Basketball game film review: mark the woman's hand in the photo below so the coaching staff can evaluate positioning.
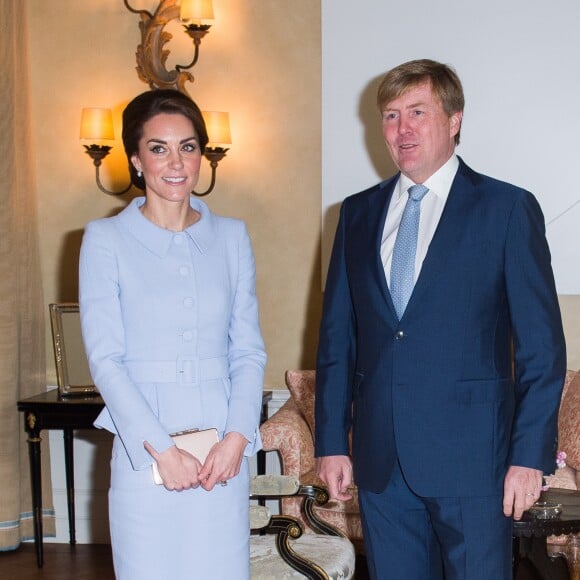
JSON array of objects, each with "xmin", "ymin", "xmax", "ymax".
[
  {"xmin": 144, "ymin": 441, "xmax": 203, "ymax": 492},
  {"xmin": 198, "ymin": 431, "xmax": 248, "ymax": 491}
]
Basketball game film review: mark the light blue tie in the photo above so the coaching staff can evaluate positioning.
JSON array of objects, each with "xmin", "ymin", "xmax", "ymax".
[{"xmin": 390, "ymin": 184, "xmax": 429, "ymax": 320}]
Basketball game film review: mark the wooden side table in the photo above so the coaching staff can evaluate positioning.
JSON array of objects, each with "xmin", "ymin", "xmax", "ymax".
[
  {"xmin": 18, "ymin": 389, "xmax": 272, "ymax": 567},
  {"xmin": 513, "ymin": 488, "xmax": 580, "ymax": 579}
]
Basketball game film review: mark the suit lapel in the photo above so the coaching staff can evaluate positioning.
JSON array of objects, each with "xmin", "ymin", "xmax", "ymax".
[
  {"xmin": 403, "ymin": 161, "xmax": 478, "ymax": 317},
  {"xmin": 365, "ymin": 178, "xmax": 399, "ymax": 319}
]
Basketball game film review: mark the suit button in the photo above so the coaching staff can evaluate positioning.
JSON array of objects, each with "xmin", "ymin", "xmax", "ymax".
[{"xmin": 395, "ymin": 331, "xmax": 405, "ymax": 340}]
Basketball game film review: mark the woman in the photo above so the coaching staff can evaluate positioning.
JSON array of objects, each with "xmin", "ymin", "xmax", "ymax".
[{"xmin": 79, "ymin": 89, "xmax": 266, "ymax": 579}]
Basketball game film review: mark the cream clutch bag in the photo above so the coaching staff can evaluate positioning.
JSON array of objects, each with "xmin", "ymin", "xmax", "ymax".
[{"xmin": 152, "ymin": 428, "xmax": 219, "ymax": 485}]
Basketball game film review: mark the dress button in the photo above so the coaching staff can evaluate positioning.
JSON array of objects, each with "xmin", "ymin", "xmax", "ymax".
[
  {"xmin": 183, "ymin": 297, "xmax": 194, "ymax": 308},
  {"xmin": 174, "ymin": 234, "xmax": 184, "ymax": 245},
  {"xmin": 395, "ymin": 330, "xmax": 405, "ymax": 340},
  {"xmin": 182, "ymin": 330, "xmax": 193, "ymax": 341},
  {"xmin": 179, "ymin": 266, "xmax": 189, "ymax": 276}
]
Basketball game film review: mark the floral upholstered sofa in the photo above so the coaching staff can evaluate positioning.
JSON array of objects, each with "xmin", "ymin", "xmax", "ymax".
[{"xmin": 545, "ymin": 369, "xmax": 580, "ymax": 578}]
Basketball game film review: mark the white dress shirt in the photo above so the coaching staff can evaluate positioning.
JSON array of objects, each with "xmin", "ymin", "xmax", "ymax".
[{"xmin": 381, "ymin": 154, "xmax": 459, "ymax": 287}]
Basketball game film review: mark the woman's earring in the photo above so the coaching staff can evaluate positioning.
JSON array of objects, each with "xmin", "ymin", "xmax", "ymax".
[{"xmin": 137, "ymin": 170, "xmax": 142, "ymax": 177}]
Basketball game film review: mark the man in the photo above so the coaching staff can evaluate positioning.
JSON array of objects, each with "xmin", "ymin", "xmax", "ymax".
[{"xmin": 315, "ymin": 59, "xmax": 566, "ymax": 579}]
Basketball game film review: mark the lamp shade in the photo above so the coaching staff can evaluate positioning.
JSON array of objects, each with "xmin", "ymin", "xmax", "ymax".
[
  {"xmin": 180, "ymin": 0, "xmax": 214, "ymax": 23},
  {"xmin": 202, "ymin": 111, "xmax": 231, "ymax": 147},
  {"xmin": 80, "ymin": 108, "xmax": 114, "ymax": 140}
]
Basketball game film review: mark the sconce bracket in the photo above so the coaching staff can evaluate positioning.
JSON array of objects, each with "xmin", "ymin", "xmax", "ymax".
[
  {"xmin": 83, "ymin": 144, "xmax": 112, "ymax": 167},
  {"xmin": 192, "ymin": 147, "xmax": 229, "ymax": 197},
  {"xmin": 183, "ymin": 23, "xmax": 211, "ymax": 40},
  {"xmin": 125, "ymin": 0, "xmax": 208, "ymax": 94},
  {"xmin": 83, "ymin": 144, "xmax": 132, "ymax": 196},
  {"xmin": 204, "ymin": 146, "xmax": 229, "ymax": 166}
]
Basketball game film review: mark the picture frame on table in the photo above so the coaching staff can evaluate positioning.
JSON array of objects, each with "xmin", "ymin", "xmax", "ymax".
[{"xmin": 49, "ymin": 302, "xmax": 97, "ymax": 397}]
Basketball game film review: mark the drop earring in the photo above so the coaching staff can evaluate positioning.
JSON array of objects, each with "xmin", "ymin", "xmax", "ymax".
[{"xmin": 137, "ymin": 170, "xmax": 142, "ymax": 177}]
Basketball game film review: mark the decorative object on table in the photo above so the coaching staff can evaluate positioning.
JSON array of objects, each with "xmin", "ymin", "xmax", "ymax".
[{"xmin": 528, "ymin": 501, "xmax": 563, "ymax": 520}]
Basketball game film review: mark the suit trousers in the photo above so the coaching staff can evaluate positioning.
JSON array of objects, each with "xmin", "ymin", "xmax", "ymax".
[{"xmin": 358, "ymin": 459, "xmax": 512, "ymax": 580}]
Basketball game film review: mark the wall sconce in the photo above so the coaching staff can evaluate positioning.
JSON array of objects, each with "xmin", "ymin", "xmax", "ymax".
[
  {"xmin": 123, "ymin": 0, "xmax": 214, "ymax": 94},
  {"xmin": 81, "ymin": 107, "xmax": 231, "ymax": 196},
  {"xmin": 200, "ymin": 111, "xmax": 231, "ymax": 197},
  {"xmin": 81, "ymin": 108, "xmax": 132, "ymax": 196}
]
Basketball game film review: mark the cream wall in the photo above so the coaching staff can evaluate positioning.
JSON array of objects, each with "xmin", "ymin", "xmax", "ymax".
[{"xmin": 28, "ymin": 0, "xmax": 322, "ymax": 389}]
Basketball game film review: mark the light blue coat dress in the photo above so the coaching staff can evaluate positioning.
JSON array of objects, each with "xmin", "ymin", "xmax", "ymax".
[{"xmin": 79, "ymin": 197, "xmax": 266, "ymax": 579}]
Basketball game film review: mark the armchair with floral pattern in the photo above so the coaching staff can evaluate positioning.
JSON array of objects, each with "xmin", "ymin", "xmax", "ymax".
[
  {"xmin": 260, "ymin": 370, "xmax": 364, "ymax": 554},
  {"xmin": 545, "ymin": 369, "xmax": 580, "ymax": 579}
]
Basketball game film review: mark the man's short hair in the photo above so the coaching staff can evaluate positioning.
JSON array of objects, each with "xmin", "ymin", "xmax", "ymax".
[{"xmin": 377, "ymin": 59, "xmax": 465, "ymax": 144}]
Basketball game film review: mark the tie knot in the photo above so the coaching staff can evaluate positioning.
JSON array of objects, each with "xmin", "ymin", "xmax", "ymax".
[{"xmin": 408, "ymin": 184, "xmax": 429, "ymax": 202}]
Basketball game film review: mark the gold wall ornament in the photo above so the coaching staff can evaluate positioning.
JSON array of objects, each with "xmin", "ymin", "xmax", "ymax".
[{"xmin": 123, "ymin": 0, "xmax": 213, "ymax": 95}]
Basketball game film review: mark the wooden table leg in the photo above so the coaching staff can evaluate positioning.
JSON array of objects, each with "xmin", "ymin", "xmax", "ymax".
[
  {"xmin": 549, "ymin": 536, "xmax": 580, "ymax": 580},
  {"xmin": 24, "ymin": 411, "xmax": 43, "ymax": 568},
  {"xmin": 63, "ymin": 428, "xmax": 76, "ymax": 545},
  {"xmin": 515, "ymin": 534, "xmax": 569, "ymax": 579},
  {"xmin": 512, "ymin": 535, "xmax": 521, "ymax": 578}
]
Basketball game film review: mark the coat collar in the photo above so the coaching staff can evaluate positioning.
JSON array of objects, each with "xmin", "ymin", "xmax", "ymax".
[{"xmin": 115, "ymin": 196, "xmax": 218, "ymax": 257}]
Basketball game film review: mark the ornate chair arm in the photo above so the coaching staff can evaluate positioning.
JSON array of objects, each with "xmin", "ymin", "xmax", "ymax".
[
  {"xmin": 298, "ymin": 484, "xmax": 348, "ymax": 538},
  {"xmin": 250, "ymin": 475, "xmax": 355, "ymax": 580},
  {"xmin": 267, "ymin": 515, "xmax": 328, "ymax": 580},
  {"xmin": 250, "ymin": 503, "xmax": 327, "ymax": 579},
  {"xmin": 250, "ymin": 476, "xmax": 347, "ymax": 538}
]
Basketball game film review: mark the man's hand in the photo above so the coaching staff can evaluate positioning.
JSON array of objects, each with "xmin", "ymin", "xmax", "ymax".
[
  {"xmin": 503, "ymin": 465, "xmax": 543, "ymax": 520},
  {"xmin": 316, "ymin": 455, "xmax": 354, "ymax": 501}
]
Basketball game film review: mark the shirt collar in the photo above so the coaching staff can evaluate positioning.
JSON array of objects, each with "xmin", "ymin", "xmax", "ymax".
[
  {"xmin": 116, "ymin": 196, "xmax": 217, "ymax": 257},
  {"xmin": 395, "ymin": 154, "xmax": 459, "ymax": 205}
]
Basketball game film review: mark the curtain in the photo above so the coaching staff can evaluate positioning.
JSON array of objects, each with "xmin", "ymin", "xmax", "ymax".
[{"xmin": 0, "ymin": 0, "xmax": 55, "ymax": 549}]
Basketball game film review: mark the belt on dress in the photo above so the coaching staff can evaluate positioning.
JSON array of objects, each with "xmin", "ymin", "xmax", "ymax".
[{"xmin": 124, "ymin": 356, "xmax": 229, "ymax": 384}]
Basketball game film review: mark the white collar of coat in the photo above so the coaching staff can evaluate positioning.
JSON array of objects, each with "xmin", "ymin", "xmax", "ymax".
[{"xmin": 116, "ymin": 196, "xmax": 217, "ymax": 257}]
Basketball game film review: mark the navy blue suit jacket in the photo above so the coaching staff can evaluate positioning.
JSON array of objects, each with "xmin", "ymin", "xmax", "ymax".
[{"xmin": 315, "ymin": 158, "xmax": 566, "ymax": 496}]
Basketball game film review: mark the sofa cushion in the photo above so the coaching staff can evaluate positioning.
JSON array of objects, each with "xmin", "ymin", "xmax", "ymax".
[
  {"xmin": 285, "ymin": 370, "xmax": 316, "ymax": 439},
  {"xmin": 558, "ymin": 371, "xmax": 580, "ymax": 471}
]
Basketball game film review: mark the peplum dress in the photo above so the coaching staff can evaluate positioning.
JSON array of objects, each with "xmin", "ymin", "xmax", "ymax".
[{"xmin": 79, "ymin": 196, "xmax": 266, "ymax": 579}]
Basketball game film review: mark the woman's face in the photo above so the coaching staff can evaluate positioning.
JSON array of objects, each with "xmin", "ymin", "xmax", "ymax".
[{"xmin": 131, "ymin": 113, "xmax": 202, "ymax": 204}]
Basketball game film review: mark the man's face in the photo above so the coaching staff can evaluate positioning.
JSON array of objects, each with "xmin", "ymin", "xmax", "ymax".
[{"xmin": 381, "ymin": 81, "xmax": 462, "ymax": 184}]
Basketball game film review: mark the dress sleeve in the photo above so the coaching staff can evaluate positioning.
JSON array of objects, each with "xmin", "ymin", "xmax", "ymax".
[
  {"xmin": 224, "ymin": 222, "xmax": 267, "ymax": 453},
  {"xmin": 79, "ymin": 220, "xmax": 174, "ymax": 470}
]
